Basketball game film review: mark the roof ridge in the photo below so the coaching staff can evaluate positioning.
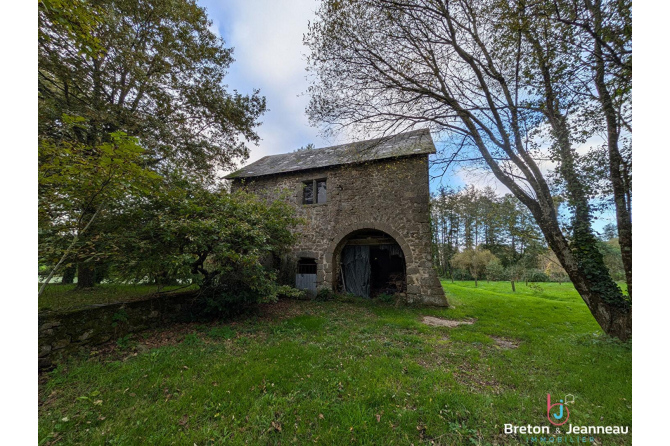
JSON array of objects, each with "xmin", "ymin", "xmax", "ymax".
[
  {"xmin": 306, "ymin": 128, "xmax": 429, "ymax": 152},
  {"xmin": 225, "ymin": 128, "xmax": 434, "ymax": 179}
]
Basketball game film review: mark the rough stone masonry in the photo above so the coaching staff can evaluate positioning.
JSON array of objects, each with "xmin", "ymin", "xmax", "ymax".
[{"xmin": 226, "ymin": 129, "xmax": 447, "ymax": 306}]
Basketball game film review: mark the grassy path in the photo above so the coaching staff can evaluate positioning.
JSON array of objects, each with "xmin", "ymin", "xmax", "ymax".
[{"xmin": 39, "ymin": 281, "xmax": 631, "ymax": 445}]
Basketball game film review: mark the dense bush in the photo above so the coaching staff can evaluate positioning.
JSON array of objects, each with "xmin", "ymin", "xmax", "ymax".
[
  {"xmin": 523, "ymin": 269, "xmax": 550, "ymax": 283},
  {"xmin": 485, "ymin": 259, "xmax": 507, "ymax": 281},
  {"xmin": 97, "ymin": 178, "xmax": 302, "ymax": 315},
  {"xmin": 315, "ymin": 288, "xmax": 335, "ymax": 301},
  {"xmin": 451, "ymin": 248, "xmax": 497, "ymax": 286}
]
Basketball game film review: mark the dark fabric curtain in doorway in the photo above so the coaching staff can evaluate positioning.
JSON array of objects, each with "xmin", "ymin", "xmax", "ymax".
[{"xmin": 342, "ymin": 245, "xmax": 371, "ymax": 298}]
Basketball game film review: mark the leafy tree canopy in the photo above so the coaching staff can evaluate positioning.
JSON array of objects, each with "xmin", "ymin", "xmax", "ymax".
[{"xmin": 39, "ymin": 0, "xmax": 266, "ymax": 179}]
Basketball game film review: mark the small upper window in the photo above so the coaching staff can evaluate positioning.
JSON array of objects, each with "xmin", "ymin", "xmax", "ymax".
[{"xmin": 303, "ymin": 179, "xmax": 326, "ymax": 204}]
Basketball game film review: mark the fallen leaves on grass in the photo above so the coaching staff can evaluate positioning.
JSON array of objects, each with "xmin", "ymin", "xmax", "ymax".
[{"xmin": 178, "ymin": 414, "xmax": 189, "ymax": 428}]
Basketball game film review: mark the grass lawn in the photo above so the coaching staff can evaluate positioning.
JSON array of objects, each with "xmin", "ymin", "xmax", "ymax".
[
  {"xmin": 39, "ymin": 283, "xmax": 197, "ymax": 312},
  {"xmin": 38, "ymin": 281, "xmax": 632, "ymax": 445}
]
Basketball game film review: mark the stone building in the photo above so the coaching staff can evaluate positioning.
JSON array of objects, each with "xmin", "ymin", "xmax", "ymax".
[{"xmin": 225, "ymin": 129, "xmax": 447, "ymax": 306}]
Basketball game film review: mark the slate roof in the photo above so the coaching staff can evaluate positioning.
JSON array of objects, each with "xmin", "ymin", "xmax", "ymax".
[{"xmin": 224, "ymin": 128, "xmax": 435, "ymax": 179}]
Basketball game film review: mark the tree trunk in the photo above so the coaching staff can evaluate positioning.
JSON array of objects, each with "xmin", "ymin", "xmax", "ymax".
[
  {"xmin": 523, "ymin": 28, "xmax": 631, "ymax": 340},
  {"xmin": 77, "ymin": 263, "xmax": 96, "ymax": 288},
  {"xmin": 39, "ymin": 206, "xmax": 102, "ymax": 296},
  {"xmin": 73, "ymin": 205, "xmax": 101, "ymax": 289},
  {"xmin": 562, "ymin": 249, "xmax": 631, "ymax": 340},
  {"xmin": 588, "ymin": 0, "xmax": 633, "ymax": 298},
  {"xmin": 540, "ymin": 219, "xmax": 631, "ymax": 341},
  {"xmin": 61, "ymin": 266, "xmax": 76, "ymax": 284},
  {"xmin": 511, "ymin": 280, "xmax": 515, "ymax": 292}
]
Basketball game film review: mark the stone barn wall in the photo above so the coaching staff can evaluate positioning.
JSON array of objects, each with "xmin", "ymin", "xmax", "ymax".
[{"xmin": 232, "ymin": 155, "xmax": 446, "ymax": 306}]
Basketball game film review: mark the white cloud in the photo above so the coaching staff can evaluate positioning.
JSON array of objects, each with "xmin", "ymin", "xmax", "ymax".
[
  {"xmin": 454, "ymin": 168, "xmax": 511, "ymax": 195},
  {"xmin": 199, "ymin": 0, "xmax": 349, "ymax": 173}
]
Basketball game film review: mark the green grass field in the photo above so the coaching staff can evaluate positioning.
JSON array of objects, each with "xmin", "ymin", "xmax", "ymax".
[{"xmin": 38, "ymin": 281, "xmax": 632, "ymax": 445}]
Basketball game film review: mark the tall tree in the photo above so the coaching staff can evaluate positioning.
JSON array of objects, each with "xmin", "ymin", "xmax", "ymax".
[
  {"xmin": 39, "ymin": 0, "xmax": 266, "ymax": 287},
  {"xmin": 541, "ymin": 0, "xmax": 632, "ymax": 297},
  {"xmin": 305, "ymin": 0, "xmax": 631, "ymax": 339},
  {"xmin": 38, "ymin": 124, "xmax": 160, "ymax": 294},
  {"xmin": 39, "ymin": 0, "xmax": 266, "ymax": 177}
]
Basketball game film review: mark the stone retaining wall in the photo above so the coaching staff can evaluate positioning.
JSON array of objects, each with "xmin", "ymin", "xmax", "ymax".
[{"xmin": 38, "ymin": 292, "xmax": 197, "ymax": 369}]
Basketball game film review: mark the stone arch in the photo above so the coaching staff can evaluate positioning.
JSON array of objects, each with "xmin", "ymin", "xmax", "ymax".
[{"xmin": 324, "ymin": 221, "xmax": 413, "ymax": 292}]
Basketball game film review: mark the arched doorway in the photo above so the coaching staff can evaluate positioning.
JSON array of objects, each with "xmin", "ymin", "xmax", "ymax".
[{"xmin": 332, "ymin": 229, "xmax": 406, "ymax": 298}]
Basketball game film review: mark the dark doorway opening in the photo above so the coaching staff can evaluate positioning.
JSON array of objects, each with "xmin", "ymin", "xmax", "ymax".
[
  {"xmin": 337, "ymin": 229, "xmax": 406, "ymax": 298},
  {"xmin": 370, "ymin": 246, "xmax": 406, "ymax": 296}
]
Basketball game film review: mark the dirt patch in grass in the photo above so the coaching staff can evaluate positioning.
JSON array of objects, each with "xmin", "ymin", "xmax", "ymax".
[
  {"xmin": 490, "ymin": 336, "xmax": 520, "ymax": 349},
  {"xmin": 416, "ymin": 345, "xmax": 509, "ymax": 395},
  {"xmin": 452, "ymin": 362, "xmax": 507, "ymax": 394},
  {"xmin": 257, "ymin": 298, "xmax": 311, "ymax": 321},
  {"xmin": 421, "ymin": 316, "xmax": 475, "ymax": 327}
]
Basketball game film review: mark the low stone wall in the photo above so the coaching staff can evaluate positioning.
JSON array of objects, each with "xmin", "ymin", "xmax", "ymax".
[{"xmin": 38, "ymin": 292, "xmax": 198, "ymax": 369}]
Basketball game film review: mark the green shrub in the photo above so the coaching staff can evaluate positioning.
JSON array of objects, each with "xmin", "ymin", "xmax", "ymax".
[
  {"xmin": 111, "ymin": 309, "xmax": 129, "ymax": 328},
  {"xmin": 524, "ymin": 269, "xmax": 549, "ymax": 283},
  {"xmin": 376, "ymin": 293, "xmax": 395, "ymax": 303},
  {"xmin": 485, "ymin": 258, "xmax": 507, "ymax": 281},
  {"xmin": 315, "ymin": 288, "xmax": 334, "ymax": 301},
  {"xmin": 116, "ymin": 334, "xmax": 134, "ymax": 350},
  {"xmin": 278, "ymin": 285, "xmax": 307, "ymax": 300},
  {"xmin": 109, "ymin": 186, "xmax": 301, "ymax": 317}
]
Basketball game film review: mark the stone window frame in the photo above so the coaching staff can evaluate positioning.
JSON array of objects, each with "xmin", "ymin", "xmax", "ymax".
[{"xmin": 299, "ymin": 177, "xmax": 328, "ymax": 206}]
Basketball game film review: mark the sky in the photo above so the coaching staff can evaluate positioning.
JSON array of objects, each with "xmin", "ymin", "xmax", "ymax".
[
  {"xmin": 196, "ymin": 0, "xmax": 615, "ymax": 230},
  {"xmin": 197, "ymin": 0, "xmax": 478, "ymax": 189},
  {"xmin": 196, "ymin": 1, "xmax": 332, "ymax": 164}
]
